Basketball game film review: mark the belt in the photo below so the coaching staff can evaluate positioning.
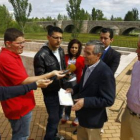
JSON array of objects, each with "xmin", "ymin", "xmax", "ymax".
[{"xmin": 127, "ymin": 106, "xmax": 140, "ymax": 118}]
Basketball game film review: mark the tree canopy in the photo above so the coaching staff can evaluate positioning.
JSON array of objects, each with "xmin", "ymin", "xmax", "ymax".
[
  {"xmin": 124, "ymin": 8, "xmax": 139, "ymax": 21},
  {"xmin": 91, "ymin": 7, "xmax": 105, "ymax": 20},
  {"xmin": 66, "ymin": 0, "xmax": 83, "ymax": 39},
  {"xmin": 9, "ymin": 0, "xmax": 32, "ymax": 33},
  {"xmin": 110, "ymin": 15, "xmax": 123, "ymax": 21},
  {"xmin": 0, "ymin": 5, "xmax": 13, "ymax": 32}
]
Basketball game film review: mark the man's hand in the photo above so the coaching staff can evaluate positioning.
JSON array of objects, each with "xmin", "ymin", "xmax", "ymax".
[
  {"xmin": 36, "ymin": 79, "xmax": 53, "ymax": 88},
  {"xmin": 0, "ymin": 47, "xmax": 2, "ymax": 52},
  {"xmin": 72, "ymin": 98, "xmax": 84, "ymax": 111},
  {"xmin": 65, "ymin": 88, "xmax": 73, "ymax": 94},
  {"xmin": 52, "ymin": 70, "xmax": 66, "ymax": 79}
]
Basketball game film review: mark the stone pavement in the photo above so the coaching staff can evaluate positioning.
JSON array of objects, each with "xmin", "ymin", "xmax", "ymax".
[{"xmin": 0, "ymin": 53, "xmax": 138, "ymax": 140}]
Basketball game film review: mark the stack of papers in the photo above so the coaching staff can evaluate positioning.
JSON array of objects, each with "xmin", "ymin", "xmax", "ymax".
[{"xmin": 58, "ymin": 88, "xmax": 74, "ymax": 106}]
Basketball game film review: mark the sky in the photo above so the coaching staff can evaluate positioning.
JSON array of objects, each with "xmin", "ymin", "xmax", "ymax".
[{"xmin": 0, "ymin": 0, "xmax": 140, "ymax": 19}]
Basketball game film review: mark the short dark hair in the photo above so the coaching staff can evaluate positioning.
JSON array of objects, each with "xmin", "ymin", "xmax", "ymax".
[
  {"xmin": 48, "ymin": 26, "xmax": 63, "ymax": 36},
  {"xmin": 4, "ymin": 28, "xmax": 24, "ymax": 43},
  {"xmin": 100, "ymin": 28, "xmax": 114, "ymax": 39},
  {"xmin": 67, "ymin": 39, "xmax": 82, "ymax": 58}
]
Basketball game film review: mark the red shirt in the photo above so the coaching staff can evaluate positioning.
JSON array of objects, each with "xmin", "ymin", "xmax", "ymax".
[
  {"xmin": 65, "ymin": 54, "xmax": 85, "ymax": 83},
  {"xmin": 0, "ymin": 48, "xmax": 35, "ymax": 119}
]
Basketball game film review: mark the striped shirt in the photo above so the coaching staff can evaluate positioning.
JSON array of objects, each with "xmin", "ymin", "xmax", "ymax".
[
  {"xmin": 127, "ymin": 61, "xmax": 140, "ymax": 114},
  {"xmin": 83, "ymin": 60, "xmax": 100, "ymax": 87}
]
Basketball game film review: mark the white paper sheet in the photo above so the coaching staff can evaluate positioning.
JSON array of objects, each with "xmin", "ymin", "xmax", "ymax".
[
  {"xmin": 68, "ymin": 76, "xmax": 76, "ymax": 82},
  {"xmin": 58, "ymin": 88, "xmax": 74, "ymax": 106}
]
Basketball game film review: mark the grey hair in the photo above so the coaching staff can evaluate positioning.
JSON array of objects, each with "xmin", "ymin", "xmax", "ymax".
[{"xmin": 85, "ymin": 40, "xmax": 104, "ymax": 54}]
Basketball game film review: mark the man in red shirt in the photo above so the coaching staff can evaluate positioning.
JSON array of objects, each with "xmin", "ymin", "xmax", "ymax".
[{"xmin": 0, "ymin": 28, "xmax": 65, "ymax": 140}]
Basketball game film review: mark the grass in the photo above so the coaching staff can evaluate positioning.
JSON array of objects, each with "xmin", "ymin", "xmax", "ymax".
[{"xmin": 0, "ymin": 32, "xmax": 138, "ymax": 48}]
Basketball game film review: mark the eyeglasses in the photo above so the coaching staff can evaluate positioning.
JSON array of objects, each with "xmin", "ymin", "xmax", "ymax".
[
  {"xmin": 12, "ymin": 41, "xmax": 26, "ymax": 45},
  {"xmin": 51, "ymin": 36, "xmax": 63, "ymax": 40}
]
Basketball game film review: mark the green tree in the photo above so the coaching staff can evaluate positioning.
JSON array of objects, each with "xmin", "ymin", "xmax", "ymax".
[
  {"xmin": 132, "ymin": 8, "xmax": 139, "ymax": 21},
  {"xmin": 9, "ymin": 0, "xmax": 32, "ymax": 33},
  {"xmin": 113, "ymin": 17, "xmax": 123, "ymax": 21},
  {"xmin": 85, "ymin": 11, "xmax": 92, "ymax": 20},
  {"xmin": 124, "ymin": 8, "xmax": 139, "ymax": 21},
  {"xmin": 57, "ymin": 13, "xmax": 63, "ymax": 20},
  {"xmin": 46, "ymin": 16, "xmax": 55, "ymax": 21},
  {"xmin": 34, "ymin": 17, "xmax": 39, "ymax": 21},
  {"xmin": 110, "ymin": 15, "xmax": 114, "ymax": 20},
  {"xmin": 63, "ymin": 15, "xmax": 69, "ymax": 20},
  {"xmin": 96, "ymin": 9, "xmax": 104, "ymax": 20},
  {"xmin": 80, "ymin": 8, "xmax": 91, "ymax": 20},
  {"xmin": 91, "ymin": 7, "xmax": 104, "ymax": 20},
  {"xmin": 124, "ymin": 11, "xmax": 134, "ymax": 21},
  {"xmin": 110, "ymin": 15, "xmax": 123, "ymax": 21},
  {"xmin": 91, "ymin": 7, "xmax": 96, "ymax": 20},
  {"xmin": 66, "ymin": 0, "xmax": 83, "ymax": 39},
  {"xmin": 0, "ymin": 5, "xmax": 13, "ymax": 32}
]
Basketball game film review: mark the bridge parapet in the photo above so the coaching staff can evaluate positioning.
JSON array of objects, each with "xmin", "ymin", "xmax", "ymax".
[{"xmin": 34, "ymin": 20, "xmax": 140, "ymax": 35}]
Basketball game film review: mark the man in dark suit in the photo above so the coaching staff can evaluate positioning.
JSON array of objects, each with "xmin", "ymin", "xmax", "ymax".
[
  {"xmin": 67, "ymin": 40, "xmax": 115, "ymax": 140},
  {"xmin": 100, "ymin": 28, "xmax": 121, "ymax": 74},
  {"xmin": 99, "ymin": 28, "xmax": 121, "ymax": 134}
]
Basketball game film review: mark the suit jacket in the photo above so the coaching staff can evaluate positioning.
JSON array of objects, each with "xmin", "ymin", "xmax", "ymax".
[
  {"xmin": 102, "ymin": 47, "xmax": 121, "ymax": 74},
  {"xmin": 73, "ymin": 60, "xmax": 115, "ymax": 128}
]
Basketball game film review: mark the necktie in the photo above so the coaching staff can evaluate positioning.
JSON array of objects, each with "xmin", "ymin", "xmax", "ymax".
[
  {"xmin": 101, "ymin": 50, "xmax": 106, "ymax": 60},
  {"xmin": 83, "ymin": 68, "xmax": 90, "ymax": 87}
]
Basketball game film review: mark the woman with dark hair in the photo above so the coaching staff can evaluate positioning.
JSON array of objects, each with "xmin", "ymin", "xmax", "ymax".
[{"xmin": 61, "ymin": 39, "xmax": 85, "ymax": 126}]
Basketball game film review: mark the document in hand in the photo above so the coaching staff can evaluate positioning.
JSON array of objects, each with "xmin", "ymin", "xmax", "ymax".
[
  {"xmin": 68, "ymin": 76, "xmax": 76, "ymax": 82},
  {"xmin": 58, "ymin": 88, "xmax": 74, "ymax": 106}
]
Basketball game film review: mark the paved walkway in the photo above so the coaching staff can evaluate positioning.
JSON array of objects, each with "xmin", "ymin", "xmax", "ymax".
[{"xmin": 0, "ymin": 53, "xmax": 138, "ymax": 140}]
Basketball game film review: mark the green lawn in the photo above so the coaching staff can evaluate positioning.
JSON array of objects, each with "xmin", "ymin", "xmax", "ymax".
[{"xmin": 0, "ymin": 32, "xmax": 138, "ymax": 48}]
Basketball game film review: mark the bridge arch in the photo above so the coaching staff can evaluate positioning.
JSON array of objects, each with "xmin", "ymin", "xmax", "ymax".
[
  {"xmin": 36, "ymin": 20, "xmax": 140, "ymax": 35},
  {"xmin": 89, "ymin": 26, "xmax": 103, "ymax": 34},
  {"xmin": 64, "ymin": 25, "xmax": 74, "ymax": 33},
  {"xmin": 122, "ymin": 27, "xmax": 138, "ymax": 35}
]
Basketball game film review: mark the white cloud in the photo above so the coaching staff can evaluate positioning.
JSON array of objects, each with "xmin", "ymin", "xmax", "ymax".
[{"xmin": 0, "ymin": 0, "xmax": 140, "ymax": 19}]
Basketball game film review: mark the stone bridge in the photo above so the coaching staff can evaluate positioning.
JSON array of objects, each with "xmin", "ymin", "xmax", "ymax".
[{"xmin": 35, "ymin": 20, "xmax": 140, "ymax": 35}]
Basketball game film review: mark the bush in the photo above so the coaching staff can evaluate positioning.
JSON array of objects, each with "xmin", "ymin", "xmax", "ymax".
[
  {"xmin": 9, "ymin": 21, "xmax": 20, "ymax": 30},
  {"xmin": 24, "ymin": 22, "xmax": 45, "ymax": 33}
]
